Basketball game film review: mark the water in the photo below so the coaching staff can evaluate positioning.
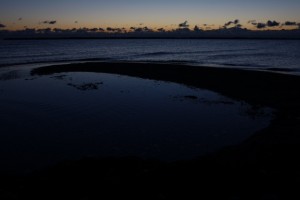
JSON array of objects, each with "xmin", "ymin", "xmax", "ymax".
[
  {"xmin": 1, "ymin": 39, "xmax": 300, "ymax": 74},
  {"xmin": 0, "ymin": 66, "xmax": 273, "ymax": 174}
]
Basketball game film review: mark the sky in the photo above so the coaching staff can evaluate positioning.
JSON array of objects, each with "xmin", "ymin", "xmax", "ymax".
[{"xmin": 0, "ymin": 0, "xmax": 300, "ymax": 30}]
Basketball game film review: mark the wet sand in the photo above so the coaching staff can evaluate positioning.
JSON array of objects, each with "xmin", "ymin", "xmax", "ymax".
[
  {"xmin": 1, "ymin": 62, "xmax": 300, "ymax": 199},
  {"xmin": 31, "ymin": 62, "xmax": 300, "ymax": 110}
]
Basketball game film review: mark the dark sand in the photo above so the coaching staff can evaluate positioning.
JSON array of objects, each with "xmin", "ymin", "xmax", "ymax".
[{"xmin": 1, "ymin": 62, "xmax": 300, "ymax": 199}]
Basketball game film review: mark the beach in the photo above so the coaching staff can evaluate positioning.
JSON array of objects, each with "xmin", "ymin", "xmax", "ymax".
[{"xmin": 1, "ymin": 62, "xmax": 300, "ymax": 199}]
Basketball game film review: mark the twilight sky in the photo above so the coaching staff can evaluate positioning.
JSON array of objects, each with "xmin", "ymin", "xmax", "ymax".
[{"xmin": 1, "ymin": 0, "xmax": 300, "ymax": 30}]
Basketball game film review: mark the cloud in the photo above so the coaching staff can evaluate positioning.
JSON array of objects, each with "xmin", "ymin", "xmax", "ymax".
[
  {"xmin": 0, "ymin": 23, "xmax": 6, "ymax": 28},
  {"xmin": 143, "ymin": 26, "xmax": 153, "ymax": 32},
  {"xmin": 49, "ymin": 21, "xmax": 57, "ymax": 25},
  {"xmin": 106, "ymin": 27, "xmax": 123, "ymax": 32},
  {"xmin": 224, "ymin": 19, "xmax": 239, "ymax": 28},
  {"xmin": 106, "ymin": 27, "xmax": 115, "ymax": 32},
  {"xmin": 133, "ymin": 28, "xmax": 143, "ymax": 32},
  {"xmin": 234, "ymin": 19, "xmax": 239, "ymax": 24},
  {"xmin": 130, "ymin": 26, "xmax": 153, "ymax": 32},
  {"xmin": 253, "ymin": 20, "xmax": 279, "ymax": 29},
  {"xmin": 89, "ymin": 28, "xmax": 98, "ymax": 32},
  {"xmin": 248, "ymin": 20, "xmax": 256, "ymax": 24},
  {"xmin": 284, "ymin": 21, "xmax": 297, "ymax": 26},
  {"xmin": 256, "ymin": 23, "xmax": 266, "ymax": 29},
  {"xmin": 194, "ymin": 25, "xmax": 201, "ymax": 31},
  {"xmin": 179, "ymin": 21, "xmax": 189, "ymax": 28},
  {"xmin": 43, "ymin": 20, "xmax": 57, "ymax": 25},
  {"xmin": 266, "ymin": 20, "xmax": 280, "ymax": 27},
  {"xmin": 157, "ymin": 28, "xmax": 165, "ymax": 32},
  {"xmin": 224, "ymin": 21, "xmax": 233, "ymax": 27}
]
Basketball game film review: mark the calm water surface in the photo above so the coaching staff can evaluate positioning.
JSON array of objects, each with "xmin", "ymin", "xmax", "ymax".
[{"xmin": 1, "ymin": 39, "xmax": 300, "ymax": 74}]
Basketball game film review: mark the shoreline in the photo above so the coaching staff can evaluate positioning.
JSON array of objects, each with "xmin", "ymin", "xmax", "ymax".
[
  {"xmin": 31, "ymin": 62, "xmax": 300, "ymax": 165},
  {"xmin": 31, "ymin": 61, "xmax": 300, "ymax": 162},
  {"xmin": 32, "ymin": 62, "xmax": 300, "ymax": 110},
  {"xmin": 3, "ymin": 59, "xmax": 300, "ymax": 76}
]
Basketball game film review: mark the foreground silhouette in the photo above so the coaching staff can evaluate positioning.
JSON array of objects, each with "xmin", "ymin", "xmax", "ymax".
[{"xmin": 1, "ymin": 62, "xmax": 300, "ymax": 199}]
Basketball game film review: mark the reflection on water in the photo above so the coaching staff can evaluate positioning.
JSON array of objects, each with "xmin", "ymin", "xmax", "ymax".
[{"xmin": 0, "ymin": 68, "xmax": 273, "ymax": 174}]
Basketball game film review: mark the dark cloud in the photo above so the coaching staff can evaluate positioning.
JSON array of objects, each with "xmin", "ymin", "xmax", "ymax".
[
  {"xmin": 266, "ymin": 20, "xmax": 280, "ymax": 27},
  {"xmin": 106, "ymin": 27, "xmax": 123, "ymax": 32},
  {"xmin": 284, "ymin": 21, "xmax": 297, "ymax": 26},
  {"xmin": 130, "ymin": 26, "xmax": 153, "ymax": 32},
  {"xmin": 157, "ymin": 28, "xmax": 165, "ymax": 32},
  {"xmin": 193, "ymin": 25, "xmax": 201, "ymax": 31},
  {"xmin": 106, "ymin": 27, "xmax": 115, "ymax": 32},
  {"xmin": 43, "ymin": 20, "xmax": 57, "ymax": 25},
  {"xmin": 133, "ymin": 28, "xmax": 143, "ymax": 32},
  {"xmin": 224, "ymin": 19, "xmax": 239, "ymax": 28},
  {"xmin": 0, "ymin": 23, "xmax": 6, "ymax": 28},
  {"xmin": 143, "ymin": 26, "xmax": 152, "ymax": 32},
  {"xmin": 89, "ymin": 28, "xmax": 99, "ymax": 32},
  {"xmin": 36, "ymin": 28, "xmax": 52, "ymax": 33},
  {"xmin": 253, "ymin": 20, "xmax": 279, "ymax": 29},
  {"xmin": 256, "ymin": 23, "xmax": 266, "ymax": 29},
  {"xmin": 179, "ymin": 21, "xmax": 189, "ymax": 28},
  {"xmin": 49, "ymin": 21, "xmax": 57, "ymax": 25},
  {"xmin": 224, "ymin": 21, "xmax": 233, "ymax": 27}
]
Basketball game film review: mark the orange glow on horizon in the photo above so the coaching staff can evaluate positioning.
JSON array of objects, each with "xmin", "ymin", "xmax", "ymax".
[{"xmin": 5, "ymin": 22, "xmax": 298, "ymax": 32}]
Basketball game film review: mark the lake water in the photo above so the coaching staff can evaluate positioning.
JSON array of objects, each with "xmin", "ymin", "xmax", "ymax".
[
  {"xmin": 0, "ymin": 65, "xmax": 273, "ymax": 174},
  {"xmin": 1, "ymin": 39, "xmax": 300, "ymax": 74}
]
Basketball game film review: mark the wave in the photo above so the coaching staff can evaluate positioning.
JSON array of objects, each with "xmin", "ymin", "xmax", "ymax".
[
  {"xmin": 0, "ymin": 57, "xmax": 112, "ymax": 68},
  {"xmin": 206, "ymin": 52, "xmax": 281, "ymax": 60},
  {"xmin": 137, "ymin": 48, "xmax": 257, "ymax": 57},
  {"xmin": 263, "ymin": 67, "xmax": 298, "ymax": 72},
  {"xmin": 0, "ymin": 53, "xmax": 66, "ymax": 59}
]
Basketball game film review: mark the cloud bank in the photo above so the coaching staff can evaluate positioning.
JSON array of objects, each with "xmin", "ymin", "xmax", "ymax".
[
  {"xmin": 284, "ymin": 21, "xmax": 297, "ymax": 26},
  {"xmin": 266, "ymin": 20, "xmax": 280, "ymax": 27}
]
